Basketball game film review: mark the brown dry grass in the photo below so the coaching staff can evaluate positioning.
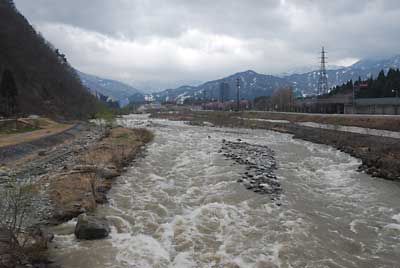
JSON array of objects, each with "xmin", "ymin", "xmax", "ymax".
[
  {"xmin": 49, "ymin": 173, "xmax": 97, "ymax": 220},
  {"xmin": 242, "ymin": 111, "xmax": 400, "ymax": 131},
  {"xmin": 48, "ymin": 127, "xmax": 153, "ymax": 221},
  {"xmin": 155, "ymin": 110, "xmax": 400, "ymax": 132},
  {"xmin": 81, "ymin": 127, "xmax": 153, "ymax": 168}
]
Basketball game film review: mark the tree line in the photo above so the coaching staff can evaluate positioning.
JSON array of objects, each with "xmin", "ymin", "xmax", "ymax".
[
  {"xmin": 329, "ymin": 68, "xmax": 400, "ymax": 98},
  {"xmin": 253, "ymin": 87, "xmax": 294, "ymax": 111},
  {"xmin": 0, "ymin": 69, "xmax": 18, "ymax": 117}
]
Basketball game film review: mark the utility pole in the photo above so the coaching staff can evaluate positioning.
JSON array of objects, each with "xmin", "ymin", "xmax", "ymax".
[
  {"xmin": 352, "ymin": 84, "xmax": 358, "ymax": 114},
  {"xmin": 203, "ymin": 89, "xmax": 206, "ymax": 110},
  {"xmin": 236, "ymin": 78, "xmax": 240, "ymax": 112}
]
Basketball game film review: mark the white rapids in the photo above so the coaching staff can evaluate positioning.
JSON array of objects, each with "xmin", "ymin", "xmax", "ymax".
[{"xmin": 49, "ymin": 114, "xmax": 400, "ymax": 268}]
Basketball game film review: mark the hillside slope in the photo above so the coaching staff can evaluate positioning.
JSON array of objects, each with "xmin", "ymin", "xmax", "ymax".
[
  {"xmin": 77, "ymin": 71, "xmax": 144, "ymax": 106},
  {"xmin": 0, "ymin": 0, "xmax": 98, "ymax": 119}
]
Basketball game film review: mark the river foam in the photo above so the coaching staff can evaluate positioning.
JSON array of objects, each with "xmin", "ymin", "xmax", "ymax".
[{"xmin": 49, "ymin": 115, "xmax": 400, "ymax": 268}]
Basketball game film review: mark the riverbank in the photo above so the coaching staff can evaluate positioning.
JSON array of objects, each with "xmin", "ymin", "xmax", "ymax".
[
  {"xmin": 152, "ymin": 110, "xmax": 400, "ymax": 181},
  {"xmin": 47, "ymin": 127, "xmax": 153, "ymax": 223},
  {"xmin": 0, "ymin": 125, "xmax": 153, "ymax": 268},
  {"xmin": 233, "ymin": 111, "xmax": 400, "ymax": 131}
]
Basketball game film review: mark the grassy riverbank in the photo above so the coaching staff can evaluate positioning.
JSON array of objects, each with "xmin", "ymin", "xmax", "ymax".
[
  {"xmin": 47, "ymin": 127, "xmax": 154, "ymax": 223},
  {"xmin": 239, "ymin": 111, "xmax": 400, "ymax": 132},
  {"xmin": 152, "ymin": 110, "xmax": 400, "ymax": 181},
  {"xmin": 0, "ymin": 126, "xmax": 153, "ymax": 268}
]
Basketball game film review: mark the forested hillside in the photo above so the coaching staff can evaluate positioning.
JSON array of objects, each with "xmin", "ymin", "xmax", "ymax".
[
  {"xmin": 0, "ymin": 0, "xmax": 98, "ymax": 119},
  {"xmin": 329, "ymin": 68, "xmax": 400, "ymax": 98}
]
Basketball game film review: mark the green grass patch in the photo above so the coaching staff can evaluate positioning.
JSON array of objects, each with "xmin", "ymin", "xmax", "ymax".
[
  {"xmin": 115, "ymin": 133, "xmax": 130, "ymax": 140},
  {"xmin": 0, "ymin": 126, "xmax": 39, "ymax": 135}
]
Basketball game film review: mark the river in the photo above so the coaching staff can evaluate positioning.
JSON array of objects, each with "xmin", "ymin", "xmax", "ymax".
[{"xmin": 49, "ymin": 114, "xmax": 400, "ymax": 268}]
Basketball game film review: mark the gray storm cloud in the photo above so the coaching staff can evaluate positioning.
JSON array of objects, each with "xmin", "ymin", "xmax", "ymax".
[{"xmin": 13, "ymin": 0, "xmax": 400, "ymax": 91}]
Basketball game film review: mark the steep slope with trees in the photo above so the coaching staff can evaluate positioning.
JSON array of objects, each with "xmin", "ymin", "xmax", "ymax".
[
  {"xmin": 0, "ymin": 0, "xmax": 98, "ymax": 119},
  {"xmin": 0, "ymin": 69, "xmax": 19, "ymax": 116},
  {"xmin": 77, "ymin": 70, "xmax": 144, "ymax": 106},
  {"xmin": 328, "ymin": 68, "xmax": 400, "ymax": 98}
]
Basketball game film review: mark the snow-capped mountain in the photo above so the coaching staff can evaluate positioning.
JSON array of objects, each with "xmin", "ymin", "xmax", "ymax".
[
  {"xmin": 287, "ymin": 55, "xmax": 400, "ymax": 96},
  {"xmin": 77, "ymin": 71, "xmax": 144, "ymax": 106},
  {"xmin": 132, "ymin": 79, "xmax": 203, "ymax": 93},
  {"xmin": 153, "ymin": 70, "xmax": 289, "ymax": 103},
  {"xmin": 152, "ymin": 55, "xmax": 400, "ymax": 102},
  {"xmin": 278, "ymin": 64, "xmax": 344, "ymax": 77}
]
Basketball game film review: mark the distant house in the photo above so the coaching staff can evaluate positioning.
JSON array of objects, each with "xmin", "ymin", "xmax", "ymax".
[
  {"xmin": 137, "ymin": 102, "xmax": 163, "ymax": 113},
  {"xmin": 294, "ymin": 94, "xmax": 352, "ymax": 114}
]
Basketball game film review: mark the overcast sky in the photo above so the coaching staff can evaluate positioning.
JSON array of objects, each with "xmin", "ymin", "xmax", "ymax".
[{"xmin": 13, "ymin": 0, "xmax": 400, "ymax": 91}]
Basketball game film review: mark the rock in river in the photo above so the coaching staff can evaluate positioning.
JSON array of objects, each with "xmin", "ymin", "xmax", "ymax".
[
  {"xmin": 74, "ymin": 214, "xmax": 110, "ymax": 240},
  {"xmin": 220, "ymin": 140, "xmax": 282, "ymax": 199}
]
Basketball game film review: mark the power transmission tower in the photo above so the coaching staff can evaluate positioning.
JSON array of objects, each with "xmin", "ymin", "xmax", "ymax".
[{"xmin": 318, "ymin": 46, "xmax": 329, "ymax": 95}]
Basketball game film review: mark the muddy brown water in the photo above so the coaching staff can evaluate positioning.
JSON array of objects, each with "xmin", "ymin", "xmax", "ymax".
[{"xmin": 49, "ymin": 115, "xmax": 400, "ymax": 268}]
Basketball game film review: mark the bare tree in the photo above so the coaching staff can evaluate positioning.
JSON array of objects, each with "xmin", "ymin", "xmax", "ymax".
[
  {"xmin": 271, "ymin": 87, "xmax": 294, "ymax": 112},
  {"xmin": 0, "ymin": 174, "xmax": 38, "ymax": 261}
]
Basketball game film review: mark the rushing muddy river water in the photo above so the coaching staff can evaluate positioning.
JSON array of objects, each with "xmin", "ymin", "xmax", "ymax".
[{"xmin": 49, "ymin": 115, "xmax": 400, "ymax": 268}]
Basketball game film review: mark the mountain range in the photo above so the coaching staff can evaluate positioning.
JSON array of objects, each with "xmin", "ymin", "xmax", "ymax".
[
  {"xmin": 150, "ymin": 55, "xmax": 400, "ymax": 103},
  {"xmin": 76, "ymin": 55, "xmax": 400, "ymax": 106},
  {"xmin": 77, "ymin": 71, "xmax": 144, "ymax": 107}
]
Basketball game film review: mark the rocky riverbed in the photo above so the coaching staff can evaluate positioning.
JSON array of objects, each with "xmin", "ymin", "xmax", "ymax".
[
  {"xmin": 0, "ymin": 124, "xmax": 105, "ymax": 268},
  {"xmin": 221, "ymin": 139, "xmax": 282, "ymax": 200},
  {"xmin": 0, "ymin": 124, "xmax": 104, "ymax": 225}
]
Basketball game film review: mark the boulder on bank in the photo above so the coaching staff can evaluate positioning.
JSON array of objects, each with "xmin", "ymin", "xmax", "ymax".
[{"xmin": 74, "ymin": 214, "xmax": 110, "ymax": 240}]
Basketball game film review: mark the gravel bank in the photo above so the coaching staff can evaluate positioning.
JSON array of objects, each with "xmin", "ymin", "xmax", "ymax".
[
  {"xmin": 0, "ymin": 123, "xmax": 88, "ymax": 165},
  {"xmin": 221, "ymin": 139, "xmax": 282, "ymax": 200}
]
